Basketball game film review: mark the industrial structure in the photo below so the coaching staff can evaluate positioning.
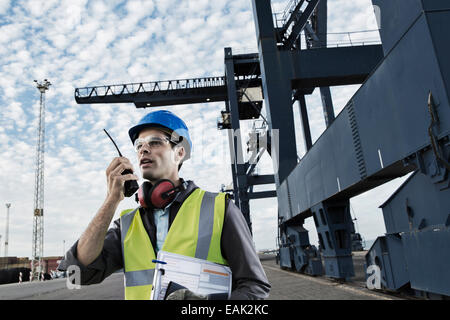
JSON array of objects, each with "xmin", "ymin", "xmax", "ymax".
[
  {"xmin": 31, "ymin": 79, "xmax": 51, "ymax": 281},
  {"xmin": 0, "ymin": 256, "xmax": 62, "ymax": 284},
  {"xmin": 74, "ymin": 0, "xmax": 450, "ymax": 299}
]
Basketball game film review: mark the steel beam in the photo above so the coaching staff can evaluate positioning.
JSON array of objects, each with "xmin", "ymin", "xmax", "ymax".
[
  {"xmin": 313, "ymin": 0, "xmax": 336, "ymax": 127},
  {"xmin": 278, "ymin": 0, "xmax": 306, "ymax": 41},
  {"xmin": 290, "ymin": 45, "xmax": 384, "ymax": 88},
  {"xmin": 247, "ymin": 174, "xmax": 275, "ymax": 186},
  {"xmin": 295, "ymin": 92, "xmax": 313, "ymax": 151},
  {"xmin": 225, "ymin": 47, "xmax": 252, "ymax": 232},
  {"xmin": 282, "ymin": 0, "xmax": 320, "ymax": 50},
  {"xmin": 248, "ymin": 190, "xmax": 277, "ymax": 200},
  {"xmin": 75, "ymin": 45, "xmax": 382, "ymax": 110},
  {"xmin": 74, "ymin": 77, "xmax": 262, "ymax": 108},
  {"xmin": 252, "ymin": 0, "xmax": 299, "ymax": 187}
]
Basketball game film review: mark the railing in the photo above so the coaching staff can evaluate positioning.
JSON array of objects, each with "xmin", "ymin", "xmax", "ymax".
[
  {"xmin": 273, "ymin": 0, "xmax": 312, "ymax": 47},
  {"xmin": 272, "ymin": 0, "xmax": 381, "ymax": 49},
  {"xmin": 75, "ymin": 76, "xmax": 226, "ymax": 99},
  {"xmin": 231, "ymin": 47, "xmax": 258, "ymax": 55},
  {"xmin": 273, "ymin": 0, "xmax": 305, "ymax": 29},
  {"xmin": 302, "ymin": 30, "xmax": 381, "ymax": 48}
]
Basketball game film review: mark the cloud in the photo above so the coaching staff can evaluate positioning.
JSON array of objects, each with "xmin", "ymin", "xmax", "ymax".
[{"xmin": 0, "ymin": 0, "xmax": 10, "ymax": 15}]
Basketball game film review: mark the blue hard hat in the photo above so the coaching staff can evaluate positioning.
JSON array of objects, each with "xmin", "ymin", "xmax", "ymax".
[{"xmin": 129, "ymin": 110, "xmax": 192, "ymax": 160}]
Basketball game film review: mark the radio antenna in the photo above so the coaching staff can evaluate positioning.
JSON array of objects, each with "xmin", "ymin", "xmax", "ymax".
[{"xmin": 103, "ymin": 129, "xmax": 123, "ymax": 157}]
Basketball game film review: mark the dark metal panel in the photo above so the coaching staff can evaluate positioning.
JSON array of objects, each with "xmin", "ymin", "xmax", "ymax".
[
  {"xmin": 322, "ymin": 255, "xmax": 354, "ymax": 280},
  {"xmin": 287, "ymin": 171, "xmax": 300, "ymax": 217},
  {"xmin": 354, "ymin": 14, "xmax": 450, "ymax": 179},
  {"xmin": 278, "ymin": 6, "xmax": 450, "ymax": 217},
  {"xmin": 426, "ymin": 10, "xmax": 450, "ymax": 102},
  {"xmin": 402, "ymin": 228, "xmax": 450, "ymax": 296},
  {"xmin": 280, "ymin": 163, "xmax": 303, "ymax": 220},
  {"xmin": 278, "ymin": 182, "xmax": 292, "ymax": 221},
  {"xmin": 372, "ymin": 0, "xmax": 423, "ymax": 55},
  {"xmin": 365, "ymin": 234, "xmax": 409, "ymax": 291},
  {"xmin": 291, "ymin": 45, "xmax": 384, "ymax": 88},
  {"xmin": 326, "ymin": 106, "xmax": 365, "ymax": 193},
  {"xmin": 317, "ymin": 129, "xmax": 342, "ymax": 200},
  {"xmin": 303, "ymin": 155, "xmax": 326, "ymax": 209},
  {"xmin": 279, "ymin": 247, "xmax": 293, "ymax": 269},
  {"xmin": 282, "ymin": 103, "xmax": 361, "ymax": 216},
  {"xmin": 311, "ymin": 200, "xmax": 355, "ymax": 280},
  {"xmin": 286, "ymin": 162, "xmax": 304, "ymax": 218},
  {"xmin": 380, "ymin": 171, "xmax": 450, "ymax": 234},
  {"xmin": 421, "ymin": 0, "xmax": 450, "ymax": 10}
]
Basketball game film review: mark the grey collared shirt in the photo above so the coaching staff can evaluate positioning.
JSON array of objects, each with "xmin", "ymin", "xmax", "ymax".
[{"xmin": 58, "ymin": 180, "xmax": 271, "ymax": 300}]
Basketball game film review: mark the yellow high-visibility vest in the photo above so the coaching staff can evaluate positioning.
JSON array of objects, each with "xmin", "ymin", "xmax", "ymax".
[{"xmin": 119, "ymin": 189, "xmax": 228, "ymax": 300}]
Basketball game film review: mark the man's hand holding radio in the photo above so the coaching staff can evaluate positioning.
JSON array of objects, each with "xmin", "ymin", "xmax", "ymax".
[{"xmin": 106, "ymin": 157, "xmax": 138, "ymax": 203}]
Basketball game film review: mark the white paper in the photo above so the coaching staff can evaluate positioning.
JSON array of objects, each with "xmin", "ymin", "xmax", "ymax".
[{"xmin": 150, "ymin": 251, "xmax": 232, "ymax": 300}]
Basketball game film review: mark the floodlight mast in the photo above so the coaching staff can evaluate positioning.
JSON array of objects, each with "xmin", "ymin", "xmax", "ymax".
[
  {"xmin": 5, "ymin": 204, "xmax": 10, "ymax": 259},
  {"xmin": 31, "ymin": 79, "xmax": 51, "ymax": 281}
]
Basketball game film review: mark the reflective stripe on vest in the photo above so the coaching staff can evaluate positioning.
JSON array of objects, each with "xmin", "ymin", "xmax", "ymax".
[
  {"xmin": 195, "ymin": 191, "xmax": 216, "ymax": 260},
  {"xmin": 120, "ymin": 189, "xmax": 228, "ymax": 300},
  {"xmin": 125, "ymin": 269, "xmax": 155, "ymax": 287}
]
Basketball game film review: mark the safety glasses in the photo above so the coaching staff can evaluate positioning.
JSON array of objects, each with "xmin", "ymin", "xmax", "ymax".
[{"xmin": 134, "ymin": 136, "xmax": 172, "ymax": 152}]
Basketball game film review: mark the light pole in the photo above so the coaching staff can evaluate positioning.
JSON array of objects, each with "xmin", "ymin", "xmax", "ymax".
[
  {"xmin": 32, "ymin": 79, "xmax": 51, "ymax": 281},
  {"xmin": 5, "ymin": 203, "xmax": 11, "ymax": 269},
  {"xmin": 5, "ymin": 204, "xmax": 10, "ymax": 257}
]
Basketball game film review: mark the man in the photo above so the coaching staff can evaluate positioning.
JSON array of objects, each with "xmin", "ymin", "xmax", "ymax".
[{"xmin": 58, "ymin": 110, "xmax": 270, "ymax": 300}]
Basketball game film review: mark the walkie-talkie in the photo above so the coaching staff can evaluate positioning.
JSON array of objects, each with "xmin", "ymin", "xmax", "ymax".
[{"xmin": 104, "ymin": 129, "xmax": 140, "ymax": 197}]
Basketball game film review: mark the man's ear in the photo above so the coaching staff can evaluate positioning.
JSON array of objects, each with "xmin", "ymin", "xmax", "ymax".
[{"xmin": 175, "ymin": 145, "xmax": 186, "ymax": 163}]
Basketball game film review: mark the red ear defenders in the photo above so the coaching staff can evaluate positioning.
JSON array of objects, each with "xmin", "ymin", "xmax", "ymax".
[{"xmin": 136, "ymin": 179, "xmax": 187, "ymax": 209}]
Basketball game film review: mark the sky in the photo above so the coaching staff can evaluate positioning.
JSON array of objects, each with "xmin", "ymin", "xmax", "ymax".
[{"xmin": 0, "ymin": 0, "xmax": 411, "ymax": 259}]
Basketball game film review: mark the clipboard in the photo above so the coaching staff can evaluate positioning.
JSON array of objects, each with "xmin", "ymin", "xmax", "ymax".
[{"xmin": 150, "ymin": 251, "xmax": 232, "ymax": 300}]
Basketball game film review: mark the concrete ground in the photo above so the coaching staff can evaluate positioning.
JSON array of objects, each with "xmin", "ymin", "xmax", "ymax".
[
  {"xmin": 0, "ymin": 272, "xmax": 124, "ymax": 300},
  {"xmin": 0, "ymin": 252, "xmax": 404, "ymax": 300},
  {"xmin": 260, "ymin": 253, "xmax": 402, "ymax": 300}
]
